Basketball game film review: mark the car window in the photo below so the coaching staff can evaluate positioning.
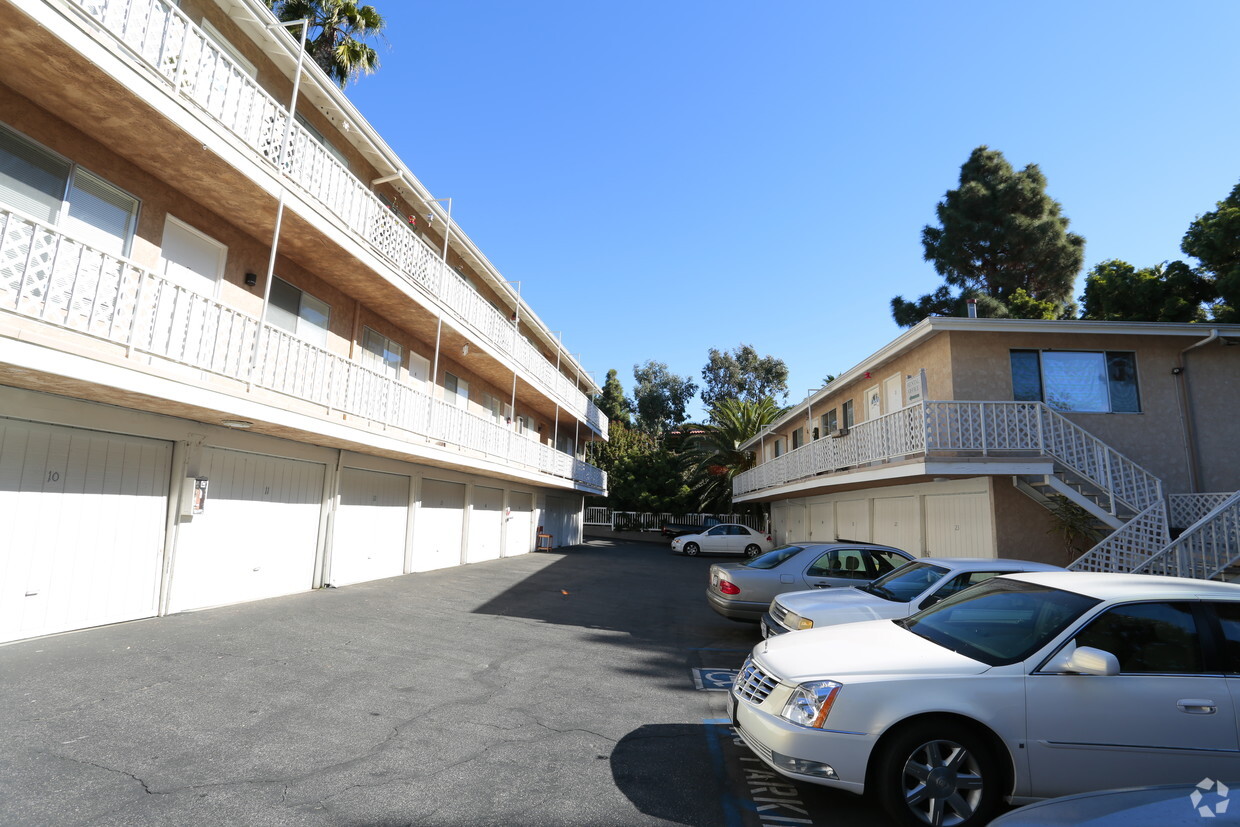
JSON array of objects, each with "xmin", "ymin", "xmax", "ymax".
[
  {"xmin": 869, "ymin": 549, "xmax": 907, "ymax": 575},
  {"xmin": 806, "ymin": 549, "xmax": 869, "ymax": 579},
  {"xmin": 861, "ymin": 561, "xmax": 951, "ymax": 602},
  {"xmin": 920, "ymin": 571, "xmax": 1009, "ymax": 609},
  {"xmin": 743, "ymin": 545, "xmax": 804, "ymax": 570},
  {"xmin": 1073, "ymin": 602, "xmax": 1203, "ymax": 674},
  {"xmin": 704, "ymin": 526, "xmax": 727, "ymax": 536},
  {"xmin": 1211, "ymin": 602, "xmax": 1240, "ymax": 674},
  {"xmin": 729, "ymin": 526, "xmax": 749, "ymax": 536}
]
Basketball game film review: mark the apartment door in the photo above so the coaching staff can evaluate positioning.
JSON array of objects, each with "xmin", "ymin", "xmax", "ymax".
[
  {"xmin": 0, "ymin": 418, "xmax": 170, "ymax": 643},
  {"xmin": 330, "ymin": 468, "xmax": 409, "ymax": 586},
  {"xmin": 884, "ymin": 374, "xmax": 903, "ymax": 413}
]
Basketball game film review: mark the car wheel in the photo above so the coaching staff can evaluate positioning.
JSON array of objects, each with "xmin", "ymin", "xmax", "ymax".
[
  {"xmin": 683, "ymin": 542, "xmax": 700, "ymax": 556},
  {"xmin": 874, "ymin": 721, "xmax": 1001, "ymax": 827},
  {"xmin": 744, "ymin": 544, "xmax": 762, "ymax": 558}
]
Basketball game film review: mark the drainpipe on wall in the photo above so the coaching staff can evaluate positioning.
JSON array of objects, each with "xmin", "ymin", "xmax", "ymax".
[{"xmin": 1173, "ymin": 329, "xmax": 1219, "ymax": 494}]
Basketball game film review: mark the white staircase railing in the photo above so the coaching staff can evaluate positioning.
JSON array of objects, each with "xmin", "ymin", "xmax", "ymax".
[
  {"xmin": 1068, "ymin": 500, "xmax": 1171, "ymax": 573},
  {"xmin": 0, "ymin": 206, "xmax": 606, "ymax": 493},
  {"xmin": 67, "ymin": 0, "xmax": 606, "ymax": 439},
  {"xmin": 1133, "ymin": 491, "xmax": 1240, "ymax": 580}
]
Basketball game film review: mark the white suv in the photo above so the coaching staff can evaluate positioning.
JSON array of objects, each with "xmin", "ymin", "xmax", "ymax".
[{"xmin": 730, "ymin": 571, "xmax": 1240, "ymax": 826}]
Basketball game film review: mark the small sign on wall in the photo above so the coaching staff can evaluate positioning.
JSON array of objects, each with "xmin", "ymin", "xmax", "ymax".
[
  {"xmin": 906, "ymin": 369, "xmax": 928, "ymax": 405},
  {"xmin": 192, "ymin": 477, "xmax": 208, "ymax": 515}
]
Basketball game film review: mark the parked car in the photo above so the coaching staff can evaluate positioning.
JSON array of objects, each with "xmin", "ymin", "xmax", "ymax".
[
  {"xmin": 671, "ymin": 524, "xmax": 774, "ymax": 558},
  {"xmin": 989, "ymin": 782, "xmax": 1240, "ymax": 826},
  {"xmin": 707, "ymin": 542, "xmax": 913, "ymax": 621},
  {"xmin": 661, "ymin": 517, "xmax": 721, "ymax": 538},
  {"xmin": 761, "ymin": 557, "xmax": 1065, "ymax": 638},
  {"xmin": 730, "ymin": 571, "xmax": 1240, "ymax": 827}
]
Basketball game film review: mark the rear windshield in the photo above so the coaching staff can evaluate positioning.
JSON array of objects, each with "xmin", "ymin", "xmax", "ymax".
[{"xmin": 744, "ymin": 545, "xmax": 804, "ymax": 570}]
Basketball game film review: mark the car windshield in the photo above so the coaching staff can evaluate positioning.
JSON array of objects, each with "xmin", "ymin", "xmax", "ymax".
[
  {"xmin": 859, "ymin": 561, "xmax": 951, "ymax": 602},
  {"xmin": 744, "ymin": 545, "xmax": 804, "ymax": 570},
  {"xmin": 897, "ymin": 578, "xmax": 1101, "ymax": 666}
]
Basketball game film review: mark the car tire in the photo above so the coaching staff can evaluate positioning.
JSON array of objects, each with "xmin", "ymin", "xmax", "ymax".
[
  {"xmin": 873, "ymin": 720, "xmax": 1002, "ymax": 827},
  {"xmin": 683, "ymin": 542, "xmax": 700, "ymax": 556},
  {"xmin": 744, "ymin": 544, "xmax": 762, "ymax": 558}
]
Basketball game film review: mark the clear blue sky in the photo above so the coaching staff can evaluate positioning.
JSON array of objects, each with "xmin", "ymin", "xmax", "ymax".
[{"xmin": 346, "ymin": 0, "xmax": 1240, "ymax": 421}]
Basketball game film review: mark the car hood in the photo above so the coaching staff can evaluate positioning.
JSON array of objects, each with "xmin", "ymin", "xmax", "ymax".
[
  {"xmin": 754, "ymin": 618, "xmax": 989, "ymax": 682},
  {"xmin": 777, "ymin": 587, "xmax": 909, "ymax": 626}
]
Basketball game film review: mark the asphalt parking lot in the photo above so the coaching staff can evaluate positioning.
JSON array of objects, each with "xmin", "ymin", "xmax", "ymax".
[{"xmin": 0, "ymin": 539, "xmax": 895, "ymax": 826}]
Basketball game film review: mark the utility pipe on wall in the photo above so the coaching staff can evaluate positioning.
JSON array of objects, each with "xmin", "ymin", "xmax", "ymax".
[{"xmin": 1174, "ymin": 328, "xmax": 1220, "ymax": 494}]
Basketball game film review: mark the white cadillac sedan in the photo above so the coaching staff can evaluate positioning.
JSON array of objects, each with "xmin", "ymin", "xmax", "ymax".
[
  {"xmin": 761, "ymin": 557, "xmax": 1065, "ymax": 638},
  {"xmin": 730, "ymin": 571, "xmax": 1240, "ymax": 827}
]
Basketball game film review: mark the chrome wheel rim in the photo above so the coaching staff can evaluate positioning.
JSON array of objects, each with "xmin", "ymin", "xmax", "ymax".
[{"xmin": 900, "ymin": 738, "xmax": 984, "ymax": 827}]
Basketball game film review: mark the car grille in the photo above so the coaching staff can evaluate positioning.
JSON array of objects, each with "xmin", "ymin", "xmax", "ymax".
[
  {"xmin": 769, "ymin": 601, "xmax": 790, "ymax": 627},
  {"xmin": 734, "ymin": 657, "xmax": 779, "ymax": 705}
]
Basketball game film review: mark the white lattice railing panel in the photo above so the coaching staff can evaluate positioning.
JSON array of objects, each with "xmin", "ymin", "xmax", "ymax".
[
  {"xmin": 0, "ymin": 206, "xmax": 605, "ymax": 492},
  {"xmin": 1135, "ymin": 492, "xmax": 1240, "ymax": 580},
  {"xmin": 1068, "ymin": 501, "xmax": 1171, "ymax": 573},
  {"xmin": 69, "ymin": 0, "xmax": 606, "ymax": 437},
  {"xmin": 1170, "ymin": 493, "xmax": 1235, "ymax": 530}
]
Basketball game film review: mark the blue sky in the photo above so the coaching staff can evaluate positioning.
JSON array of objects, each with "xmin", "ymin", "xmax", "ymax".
[{"xmin": 346, "ymin": 1, "xmax": 1240, "ymax": 420}]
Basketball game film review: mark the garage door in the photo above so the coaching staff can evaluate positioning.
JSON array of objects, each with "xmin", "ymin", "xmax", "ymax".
[
  {"xmin": 873, "ymin": 496, "xmax": 919, "ymax": 553},
  {"xmin": 836, "ymin": 499, "xmax": 870, "ymax": 542},
  {"xmin": 543, "ymin": 494, "xmax": 582, "ymax": 549},
  {"xmin": 467, "ymin": 486, "xmax": 504, "ymax": 563},
  {"xmin": 925, "ymin": 492, "xmax": 993, "ymax": 557},
  {"xmin": 505, "ymin": 492, "xmax": 533, "ymax": 557},
  {"xmin": 167, "ymin": 448, "xmax": 324, "ymax": 612},
  {"xmin": 330, "ymin": 468, "xmax": 410, "ymax": 586},
  {"xmin": 414, "ymin": 478, "xmax": 464, "ymax": 571},
  {"xmin": 0, "ymin": 418, "xmax": 171, "ymax": 643},
  {"xmin": 808, "ymin": 502, "xmax": 835, "ymax": 542}
]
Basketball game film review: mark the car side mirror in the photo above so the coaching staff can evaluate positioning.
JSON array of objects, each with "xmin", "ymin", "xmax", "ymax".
[{"xmin": 1045, "ymin": 642, "xmax": 1120, "ymax": 676}]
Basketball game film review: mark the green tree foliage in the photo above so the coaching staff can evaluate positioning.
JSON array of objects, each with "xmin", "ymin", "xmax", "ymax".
[
  {"xmin": 594, "ymin": 368, "xmax": 631, "ymax": 427},
  {"xmin": 266, "ymin": 0, "xmax": 386, "ymax": 87},
  {"xmin": 1080, "ymin": 259, "xmax": 1212, "ymax": 322},
  {"xmin": 700, "ymin": 344, "xmax": 789, "ymax": 410},
  {"xmin": 585, "ymin": 424, "xmax": 691, "ymax": 513},
  {"xmin": 632, "ymin": 360, "xmax": 698, "ymax": 433},
  {"xmin": 682, "ymin": 397, "xmax": 783, "ymax": 513},
  {"xmin": 1181, "ymin": 181, "xmax": 1240, "ymax": 322},
  {"xmin": 892, "ymin": 146, "xmax": 1085, "ymax": 327}
]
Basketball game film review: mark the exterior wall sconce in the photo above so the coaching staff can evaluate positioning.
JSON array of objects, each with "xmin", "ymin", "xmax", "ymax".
[
  {"xmin": 222, "ymin": 419, "xmax": 253, "ymax": 429},
  {"xmin": 461, "ymin": 344, "xmax": 469, "ymax": 356},
  {"xmin": 244, "ymin": 272, "xmax": 258, "ymax": 286}
]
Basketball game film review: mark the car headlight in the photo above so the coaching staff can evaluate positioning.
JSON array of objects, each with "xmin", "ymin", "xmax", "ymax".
[
  {"xmin": 781, "ymin": 681, "xmax": 842, "ymax": 728},
  {"xmin": 784, "ymin": 611, "xmax": 814, "ymax": 631}
]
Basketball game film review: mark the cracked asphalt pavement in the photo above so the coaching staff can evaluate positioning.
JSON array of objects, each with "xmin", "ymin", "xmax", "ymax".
[{"xmin": 0, "ymin": 539, "xmax": 894, "ymax": 826}]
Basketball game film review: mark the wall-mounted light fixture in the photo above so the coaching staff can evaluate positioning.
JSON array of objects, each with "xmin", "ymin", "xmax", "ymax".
[
  {"xmin": 222, "ymin": 419, "xmax": 253, "ymax": 429},
  {"xmin": 461, "ymin": 344, "xmax": 469, "ymax": 356},
  {"xmin": 244, "ymin": 272, "xmax": 258, "ymax": 286}
]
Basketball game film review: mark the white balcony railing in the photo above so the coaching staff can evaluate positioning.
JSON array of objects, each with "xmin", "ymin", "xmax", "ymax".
[
  {"xmin": 734, "ymin": 401, "xmax": 1162, "ymax": 514},
  {"xmin": 0, "ymin": 206, "xmax": 606, "ymax": 494},
  {"xmin": 68, "ymin": 0, "xmax": 606, "ymax": 439}
]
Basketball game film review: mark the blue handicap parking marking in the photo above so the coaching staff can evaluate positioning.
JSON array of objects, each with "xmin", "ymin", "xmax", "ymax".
[{"xmin": 692, "ymin": 667, "xmax": 739, "ymax": 691}]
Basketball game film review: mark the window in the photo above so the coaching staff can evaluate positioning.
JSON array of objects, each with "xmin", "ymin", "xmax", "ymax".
[
  {"xmin": 791, "ymin": 428, "xmax": 803, "ymax": 450},
  {"xmin": 806, "ymin": 549, "xmax": 869, "ymax": 580},
  {"xmin": 773, "ymin": 438, "xmax": 784, "ymax": 458},
  {"xmin": 361, "ymin": 327, "xmax": 402, "ymax": 379},
  {"xmin": 295, "ymin": 113, "xmax": 349, "ymax": 170},
  {"xmin": 842, "ymin": 400, "xmax": 854, "ymax": 429},
  {"xmin": 200, "ymin": 20, "xmax": 257, "ymax": 78},
  {"xmin": 1010, "ymin": 350, "xmax": 1140, "ymax": 413},
  {"xmin": 1074, "ymin": 602, "xmax": 1201, "ymax": 673},
  {"xmin": 825, "ymin": 410, "xmax": 838, "ymax": 434},
  {"xmin": 267, "ymin": 276, "xmax": 330, "ymax": 346},
  {"xmin": 921, "ymin": 571, "xmax": 1011, "ymax": 610},
  {"xmin": 444, "ymin": 372, "xmax": 469, "ymax": 409},
  {"xmin": 161, "ymin": 216, "xmax": 226, "ymax": 296},
  {"xmin": 0, "ymin": 124, "xmax": 139, "ymax": 257},
  {"xmin": 483, "ymin": 393, "xmax": 511, "ymax": 425},
  {"xmin": 1210, "ymin": 602, "xmax": 1240, "ymax": 673},
  {"xmin": 515, "ymin": 414, "xmax": 537, "ymax": 439}
]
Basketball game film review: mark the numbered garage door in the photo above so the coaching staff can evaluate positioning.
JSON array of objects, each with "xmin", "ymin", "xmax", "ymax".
[
  {"xmin": 505, "ymin": 492, "xmax": 534, "ymax": 557},
  {"xmin": 168, "ymin": 449, "xmax": 324, "ymax": 612},
  {"xmin": 0, "ymin": 419, "xmax": 171, "ymax": 643},
  {"xmin": 467, "ymin": 486, "xmax": 504, "ymax": 563},
  {"xmin": 808, "ymin": 502, "xmax": 835, "ymax": 542},
  {"xmin": 924, "ymin": 492, "xmax": 993, "ymax": 557},
  {"xmin": 873, "ymin": 496, "xmax": 919, "ymax": 553},
  {"xmin": 413, "ymin": 479, "xmax": 465, "ymax": 571},
  {"xmin": 330, "ymin": 468, "xmax": 410, "ymax": 586}
]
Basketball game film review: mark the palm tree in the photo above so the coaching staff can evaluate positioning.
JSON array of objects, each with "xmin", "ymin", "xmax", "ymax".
[
  {"xmin": 682, "ymin": 397, "xmax": 783, "ymax": 513},
  {"xmin": 267, "ymin": 0, "xmax": 386, "ymax": 87}
]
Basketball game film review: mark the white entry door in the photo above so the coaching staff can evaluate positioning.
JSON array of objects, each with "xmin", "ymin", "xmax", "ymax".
[
  {"xmin": 467, "ymin": 486, "xmax": 504, "ymax": 563},
  {"xmin": 168, "ymin": 448, "xmax": 324, "ymax": 612},
  {"xmin": 414, "ymin": 479, "xmax": 465, "ymax": 571},
  {"xmin": 0, "ymin": 419, "xmax": 171, "ymax": 643},
  {"xmin": 330, "ymin": 468, "xmax": 409, "ymax": 586},
  {"xmin": 505, "ymin": 492, "xmax": 533, "ymax": 557}
]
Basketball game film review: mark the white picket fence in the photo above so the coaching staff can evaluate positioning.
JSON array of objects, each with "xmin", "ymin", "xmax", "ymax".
[{"xmin": 583, "ymin": 508, "xmax": 766, "ymax": 532}]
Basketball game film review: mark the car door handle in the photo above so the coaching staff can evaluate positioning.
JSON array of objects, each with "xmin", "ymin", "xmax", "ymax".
[
  {"xmin": 1177, "ymin": 699, "xmax": 1217, "ymax": 714},
  {"xmin": 811, "ymin": 583, "xmax": 832, "ymax": 589}
]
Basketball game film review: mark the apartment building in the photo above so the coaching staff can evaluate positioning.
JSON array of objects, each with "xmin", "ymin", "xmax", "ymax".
[
  {"xmin": 0, "ymin": 0, "xmax": 609, "ymax": 643},
  {"xmin": 734, "ymin": 318, "xmax": 1240, "ymax": 573}
]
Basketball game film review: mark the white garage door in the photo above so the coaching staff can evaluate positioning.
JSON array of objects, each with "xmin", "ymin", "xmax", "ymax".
[
  {"xmin": 783, "ymin": 502, "xmax": 807, "ymax": 543},
  {"xmin": 330, "ymin": 468, "xmax": 410, "ymax": 586},
  {"xmin": 467, "ymin": 486, "xmax": 504, "ymax": 563},
  {"xmin": 414, "ymin": 478, "xmax": 465, "ymax": 571},
  {"xmin": 873, "ymin": 496, "xmax": 919, "ymax": 553},
  {"xmin": 808, "ymin": 502, "xmax": 835, "ymax": 542},
  {"xmin": 836, "ymin": 499, "xmax": 870, "ymax": 542},
  {"xmin": 505, "ymin": 492, "xmax": 533, "ymax": 557},
  {"xmin": 0, "ymin": 418, "xmax": 171, "ymax": 643},
  {"xmin": 543, "ymin": 494, "xmax": 582, "ymax": 548},
  {"xmin": 925, "ymin": 492, "xmax": 993, "ymax": 557},
  {"xmin": 168, "ymin": 448, "xmax": 324, "ymax": 612}
]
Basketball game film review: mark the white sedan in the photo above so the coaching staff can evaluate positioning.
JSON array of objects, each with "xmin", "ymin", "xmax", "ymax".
[
  {"xmin": 670, "ymin": 523, "xmax": 774, "ymax": 558},
  {"xmin": 761, "ymin": 557, "xmax": 1065, "ymax": 637},
  {"xmin": 730, "ymin": 571, "xmax": 1240, "ymax": 827}
]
